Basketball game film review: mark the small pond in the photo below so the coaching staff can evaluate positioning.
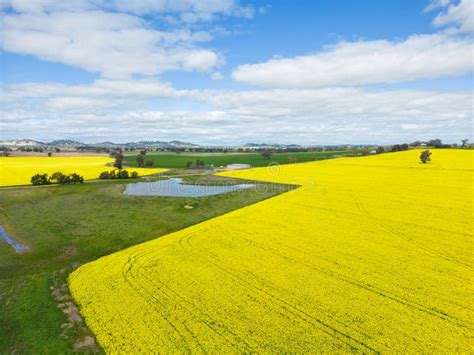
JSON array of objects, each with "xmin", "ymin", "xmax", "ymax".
[
  {"xmin": 0, "ymin": 225, "xmax": 30, "ymax": 253},
  {"xmin": 123, "ymin": 178, "xmax": 256, "ymax": 197}
]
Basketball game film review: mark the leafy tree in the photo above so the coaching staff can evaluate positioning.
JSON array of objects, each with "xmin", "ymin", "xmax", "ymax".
[
  {"xmin": 31, "ymin": 173, "xmax": 51, "ymax": 185},
  {"xmin": 376, "ymin": 146, "xmax": 385, "ymax": 154},
  {"xmin": 69, "ymin": 173, "xmax": 84, "ymax": 183},
  {"xmin": 136, "ymin": 153, "xmax": 145, "ymax": 167},
  {"xmin": 48, "ymin": 152, "xmax": 52, "ymax": 157},
  {"xmin": 118, "ymin": 170, "xmax": 129, "ymax": 179},
  {"xmin": 99, "ymin": 171, "xmax": 110, "ymax": 179},
  {"xmin": 420, "ymin": 150, "xmax": 432, "ymax": 164},
  {"xmin": 261, "ymin": 149, "xmax": 274, "ymax": 159},
  {"xmin": 461, "ymin": 139, "xmax": 469, "ymax": 148},
  {"xmin": 186, "ymin": 161, "xmax": 193, "ymax": 169},
  {"xmin": 428, "ymin": 139, "xmax": 443, "ymax": 148},
  {"xmin": 114, "ymin": 153, "xmax": 124, "ymax": 169}
]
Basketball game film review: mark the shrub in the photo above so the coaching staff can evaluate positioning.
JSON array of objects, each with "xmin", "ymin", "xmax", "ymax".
[
  {"xmin": 99, "ymin": 171, "xmax": 110, "ymax": 179},
  {"xmin": 118, "ymin": 170, "xmax": 129, "ymax": 179},
  {"xmin": 131, "ymin": 171, "xmax": 138, "ymax": 178},
  {"xmin": 144, "ymin": 159, "xmax": 154, "ymax": 167},
  {"xmin": 31, "ymin": 173, "xmax": 51, "ymax": 185}
]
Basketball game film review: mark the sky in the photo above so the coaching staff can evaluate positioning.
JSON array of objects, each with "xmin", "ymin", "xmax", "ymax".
[{"xmin": 0, "ymin": 0, "xmax": 473, "ymax": 145}]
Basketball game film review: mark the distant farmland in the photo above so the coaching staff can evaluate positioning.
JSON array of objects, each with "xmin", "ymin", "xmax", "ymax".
[
  {"xmin": 123, "ymin": 150, "xmax": 353, "ymax": 169},
  {"xmin": 69, "ymin": 149, "xmax": 473, "ymax": 352}
]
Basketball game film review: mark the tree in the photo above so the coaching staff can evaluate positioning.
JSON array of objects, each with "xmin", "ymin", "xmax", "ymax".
[
  {"xmin": 31, "ymin": 173, "xmax": 50, "ymax": 185},
  {"xmin": 376, "ymin": 146, "xmax": 385, "ymax": 154},
  {"xmin": 48, "ymin": 152, "xmax": 52, "ymax": 157},
  {"xmin": 69, "ymin": 173, "xmax": 84, "ymax": 184},
  {"xmin": 118, "ymin": 170, "xmax": 129, "ymax": 179},
  {"xmin": 261, "ymin": 149, "xmax": 274, "ymax": 159},
  {"xmin": 420, "ymin": 150, "xmax": 432, "ymax": 164},
  {"xmin": 144, "ymin": 159, "xmax": 154, "ymax": 167},
  {"xmin": 186, "ymin": 161, "xmax": 193, "ymax": 169},
  {"xmin": 461, "ymin": 139, "xmax": 469, "ymax": 148},
  {"xmin": 99, "ymin": 171, "xmax": 110, "ymax": 179},
  {"xmin": 114, "ymin": 152, "xmax": 124, "ymax": 169},
  {"xmin": 428, "ymin": 139, "xmax": 442, "ymax": 148},
  {"xmin": 136, "ymin": 153, "xmax": 145, "ymax": 167}
]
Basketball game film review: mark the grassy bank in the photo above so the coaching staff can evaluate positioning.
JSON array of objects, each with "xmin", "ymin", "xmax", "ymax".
[
  {"xmin": 0, "ymin": 177, "xmax": 294, "ymax": 353},
  {"xmin": 123, "ymin": 151, "xmax": 352, "ymax": 169}
]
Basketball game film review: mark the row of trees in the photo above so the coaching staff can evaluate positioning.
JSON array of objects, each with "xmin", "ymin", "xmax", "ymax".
[
  {"xmin": 31, "ymin": 172, "xmax": 84, "ymax": 185},
  {"xmin": 99, "ymin": 170, "xmax": 138, "ymax": 179}
]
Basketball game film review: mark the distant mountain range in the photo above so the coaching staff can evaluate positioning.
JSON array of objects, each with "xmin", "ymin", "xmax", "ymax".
[
  {"xmin": 245, "ymin": 143, "xmax": 301, "ymax": 148},
  {"xmin": 0, "ymin": 139, "xmax": 199, "ymax": 149}
]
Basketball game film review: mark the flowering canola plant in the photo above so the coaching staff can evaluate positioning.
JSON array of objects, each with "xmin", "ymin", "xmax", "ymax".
[
  {"xmin": 0, "ymin": 156, "xmax": 166, "ymax": 186},
  {"xmin": 69, "ymin": 149, "xmax": 473, "ymax": 352}
]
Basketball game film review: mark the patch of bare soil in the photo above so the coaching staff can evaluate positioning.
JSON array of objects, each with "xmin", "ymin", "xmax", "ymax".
[{"xmin": 50, "ymin": 276, "xmax": 100, "ymax": 352}]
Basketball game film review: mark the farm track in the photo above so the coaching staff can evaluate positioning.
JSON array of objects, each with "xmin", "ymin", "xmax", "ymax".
[{"xmin": 69, "ymin": 150, "xmax": 474, "ymax": 352}]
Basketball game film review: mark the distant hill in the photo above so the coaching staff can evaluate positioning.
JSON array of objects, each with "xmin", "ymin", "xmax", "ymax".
[{"xmin": 0, "ymin": 139, "xmax": 199, "ymax": 149}]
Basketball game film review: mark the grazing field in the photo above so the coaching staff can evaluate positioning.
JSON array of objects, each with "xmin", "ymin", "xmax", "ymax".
[
  {"xmin": 70, "ymin": 149, "xmax": 473, "ymax": 352},
  {"xmin": 123, "ymin": 150, "xmax": 352, "ymax": 168},
  {"xmin": 0, "ymin": 175, "xmax": 292, "ymax": 353},
  {"xmin": 0, "ymin": 157, "xmax": 166, "ymax": 186}
]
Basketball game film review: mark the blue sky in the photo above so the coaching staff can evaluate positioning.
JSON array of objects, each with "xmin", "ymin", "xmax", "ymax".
[{"xmin": 0, "ymin": 0, "xmax": 472, "ymax": 144}]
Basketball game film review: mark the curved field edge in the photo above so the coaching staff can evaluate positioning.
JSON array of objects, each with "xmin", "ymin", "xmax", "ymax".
[{"xmin": 68, "ymin": 150, "xmax": 474, "ymax": 352}]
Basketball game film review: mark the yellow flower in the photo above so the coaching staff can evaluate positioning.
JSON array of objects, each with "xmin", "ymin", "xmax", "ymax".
[
  {"xmin": 0, "ymin": 156, "xmax": 166, "ymax": 186},
  {"xmin": 69, "ymin": 149, "xmax": 474, "ymax": 352}
]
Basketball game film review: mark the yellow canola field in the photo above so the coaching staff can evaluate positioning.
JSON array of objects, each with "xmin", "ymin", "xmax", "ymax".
[
  {"xmin": 69, "ymin": 149, "xmax": 474, "ymax": 353},
  {"xmin": 0, "ymin": 156, "xmax": 166, "ymax": 186}
]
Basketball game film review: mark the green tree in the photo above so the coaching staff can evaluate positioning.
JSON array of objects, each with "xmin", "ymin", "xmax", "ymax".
[
  {"xmin": 144, "ymin": 159, "xmax": 154, "ymax": 167},
  {"xmin": 114, "ymin": 153, "xmax": 124, "ymax": 169},
  {"xmin": 31, "ymin": 173, "xmax": 51, "ymax": 185},
  {"xmin": 136, "ymin": 153, "xmax": 145, "ymax": 167},
  {"xmin": 420, "ymin": 150, "xmax": 432, "ymax": 164}
]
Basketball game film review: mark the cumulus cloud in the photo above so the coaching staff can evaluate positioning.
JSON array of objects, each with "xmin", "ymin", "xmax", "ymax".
[
  {"xmin": 0, "ymin": 8, "xmax": 223, "ymax": 78},
  {"xmin": 0, "ymin": 0, "xmax": 253, "ymax": 78},
  {"xmin": 232, "ymin": 34, "xmax": 473, "ymax": 88}
]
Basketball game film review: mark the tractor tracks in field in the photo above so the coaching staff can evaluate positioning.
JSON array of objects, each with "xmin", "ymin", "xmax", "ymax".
[
  {"xmin": 175, "ymin": 228, "xmax": 382, "ymax": 353},
  {"xmin": 351, "ymin": 193, "xmax": 473, "ymax": 272}
]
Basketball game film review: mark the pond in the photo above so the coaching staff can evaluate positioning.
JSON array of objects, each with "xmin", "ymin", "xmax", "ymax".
[
  {"xmin": 0, "ymin": 225, "xmax": 30, "ymax": 253},
  {"xmin": 123, "ymin": 178, "xmax": 256, "ymax": 197}
]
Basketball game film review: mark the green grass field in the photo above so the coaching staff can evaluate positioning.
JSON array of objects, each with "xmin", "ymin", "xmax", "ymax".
[
  {"xmin": 0, "ymin": 177, "xmax": 293, "ymax": 353},
  {"xmin": 123, "ymin": 151, "xmax": 352, "ymax": 169}
]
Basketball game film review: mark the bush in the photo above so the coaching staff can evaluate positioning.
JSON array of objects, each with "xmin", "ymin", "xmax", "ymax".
[
  {"xmin": 118, "ymin": 170, "xmax": 129, "ymax": 179},
  {"xmin": 99, "ymin": 171, "xmax": 110, "ymax": 179},
  {"xmin": 131, "ymin": 171, "xmax": 138, "ymax": 178},
  {"xmin": 31, "ymin": 173, "xmax": 51, "ymax": 185},
  {"xmin": 144, "ymin": 159, "xmax": 154, "ymax": 167}
]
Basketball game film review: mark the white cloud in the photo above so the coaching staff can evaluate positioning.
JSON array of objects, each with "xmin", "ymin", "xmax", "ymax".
[
  {"xmin": 432, "ymin": 0, "xmax": 474, "ymax": 34},
  {"xmin": 2, "ymin": 82, "xmax": 472, "ymax": 144},
  {"xmin": 232, "ymin": 33, "xmax": 473, "ymax": 88},
  {"xmin": 210, "ymin": 72, "xmax": 224, "ymax": 80},
  {"xmin": 423, "ymin": 0, "xmax": 452, "ymax": 13},
  {"xmin": 0, "ymin": 2, "xmax": 229, "ymax": 78}
]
